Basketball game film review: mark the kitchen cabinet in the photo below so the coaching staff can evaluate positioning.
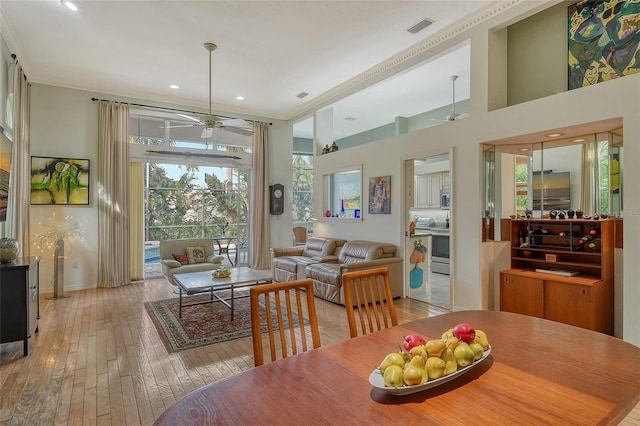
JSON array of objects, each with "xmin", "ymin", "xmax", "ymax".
[
  {"xmin": 414, "ymin": 172, "xmax": 445, "ymax": 208},
  {"xmin": 0, "ymin": 257, "xmax": 40, "ymax": 356},
  {"xmin": 500, "ymin": 219, "xmax": 614, "ymax": 334}
]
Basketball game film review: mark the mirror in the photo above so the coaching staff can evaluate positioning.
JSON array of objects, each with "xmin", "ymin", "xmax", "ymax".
[
  {"xmin": 323, "ymin": 166, "xmax": 362, "ymax": 219},
  {"xmin": 483, "ymin": 126, "xmax": 623, "ymax": 241}
]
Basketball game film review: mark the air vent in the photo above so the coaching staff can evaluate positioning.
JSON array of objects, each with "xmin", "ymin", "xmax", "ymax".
[
  {"xmin": 406, "ymin": 18, "xmax": 434, "ymax": 34},
  {"xmin": 296, "ymin": 92, "xmax": 309, "ymax": 99}
]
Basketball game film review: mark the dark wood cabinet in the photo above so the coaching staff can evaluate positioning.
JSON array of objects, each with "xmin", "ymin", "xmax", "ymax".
[
  {"xmin": 0, "ymin": 257, "xmax": 40, "ymax": 356},
  {"xmin": 500, "ymin": 219, "xmax": 614, "ymax": 335}
]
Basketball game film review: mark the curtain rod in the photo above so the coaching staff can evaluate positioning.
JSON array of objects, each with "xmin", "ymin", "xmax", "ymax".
[{"xmin": 90, "ymin": 97, "xmax": 271, "ymax": 125}]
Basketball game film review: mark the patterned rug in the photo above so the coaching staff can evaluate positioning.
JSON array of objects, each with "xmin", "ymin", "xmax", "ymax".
[{"xmin": 144, "ymin": 291, "xmax": 302, "ymax": 353}]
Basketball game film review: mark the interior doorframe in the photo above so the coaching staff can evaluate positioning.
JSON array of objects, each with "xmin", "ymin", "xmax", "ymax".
[{"xmin": 401, "ymin": 147, "xmax": 454, "ymax": 309}]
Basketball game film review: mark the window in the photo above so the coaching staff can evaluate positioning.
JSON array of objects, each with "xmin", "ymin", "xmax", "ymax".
[
  {"xmin": 598, "ymin": 140, "xmax": 609, "ymax": 215},
  {"xmin": 292, "ymin": 153, "xmax": 313, "ymax": 223},
  {"xmin": 515, "ymin": 155, "xmax": 530, "ymax": 216}
]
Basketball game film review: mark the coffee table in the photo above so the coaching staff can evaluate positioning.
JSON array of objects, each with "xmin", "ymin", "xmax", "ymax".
[{"xmin": 173, "ymin": 267, "xmax": 272, "ymax": 320}]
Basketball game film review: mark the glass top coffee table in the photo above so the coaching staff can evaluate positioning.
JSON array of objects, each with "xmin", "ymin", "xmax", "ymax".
[{"xmin": 173, "ymin": 267, "xmax": 272, "ymax": 320}]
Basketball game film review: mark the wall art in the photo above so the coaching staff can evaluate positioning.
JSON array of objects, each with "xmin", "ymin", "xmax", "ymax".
[
  {"xmin": 368, "ymin": 175, "xmax": 390, "ymax": 214},
  {"xmin": 568, "ymin": 0, "xmax": 640, "ymax": 90},
  {"xmin": 31, "ymin": 157, "xmax": 90, "ymax": 205}
]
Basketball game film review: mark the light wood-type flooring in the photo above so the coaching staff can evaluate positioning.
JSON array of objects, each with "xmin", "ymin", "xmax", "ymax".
[{"xmin": 0, "ymin": 277, "xmax": 639, "ymax": 425}]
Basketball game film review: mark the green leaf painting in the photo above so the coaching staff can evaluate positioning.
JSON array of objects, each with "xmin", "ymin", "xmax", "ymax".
[{"xmin": 31, "ymin": 157, "xmax": 90, "ymax": 205}]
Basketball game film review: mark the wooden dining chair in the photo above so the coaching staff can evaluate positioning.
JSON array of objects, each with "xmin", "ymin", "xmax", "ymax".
[
  {"xmin": 342, "ymin": 267, "xmax": 398, "ymax": 338},
  {"xmin": 292, "ymin": 226, "xmax": 307, "ymax": 245},
  {"xmin": 250, "ymin": 279, "xmax": 321, "ymax": 366}
]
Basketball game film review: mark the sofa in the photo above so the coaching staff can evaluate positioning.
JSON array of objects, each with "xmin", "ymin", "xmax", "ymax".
[
  {"xmin": 160, "ymin": 238, "xmax": 225, "ymax": 286},
  {"xmin": 304, "ymin": 240, "xmax": 402, "ymax": 306},
  {"xmin": 271, "ymin": 237, "xmax": 347, "ymax": 282}
]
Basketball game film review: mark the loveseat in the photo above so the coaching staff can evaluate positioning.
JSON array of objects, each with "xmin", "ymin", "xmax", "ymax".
[
  {"xmin": 160, "ymin": 238, "xmax": 225, "ymax": 286},
  {"xmin": 304, "ymin": 240, "xmax": 402, "ymax": 305},
  {"xmin": 271, "ymin": 237, "xmax": 346, "ymax": 282}
]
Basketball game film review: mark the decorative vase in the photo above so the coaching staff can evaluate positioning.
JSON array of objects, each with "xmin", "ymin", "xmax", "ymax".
[{"xmin": 0, "ymin": 237, "xmax": 20, "ymax": 263}]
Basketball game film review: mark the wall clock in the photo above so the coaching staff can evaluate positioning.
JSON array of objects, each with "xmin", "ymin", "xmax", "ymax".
[{"xmin": 269, "ymin": 183, "xmax": 284, "ymax": 215}]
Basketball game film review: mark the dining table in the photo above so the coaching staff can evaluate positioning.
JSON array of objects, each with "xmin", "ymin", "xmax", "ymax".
[{"xmin": 154, "ymin": 310, "xmax": 640, "ymax": 425}]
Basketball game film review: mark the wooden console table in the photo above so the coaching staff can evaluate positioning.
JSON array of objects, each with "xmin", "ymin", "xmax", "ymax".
[{"xmin": 0, "ymin": 257, "xmax": 40, "ymax": 356}]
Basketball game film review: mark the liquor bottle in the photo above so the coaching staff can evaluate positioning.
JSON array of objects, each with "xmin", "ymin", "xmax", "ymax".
[
  {"xmin": 587, "ymin": 238, "xmax": 601, "ymax": 252},
  {"xmin": 579, "ymin": 235, "xmax": 593, "ymax": 244},
  {"xmin": 518, "ymin": 231, "xmax": 524, "ymax": 246},
  {"xmin": 589, "ymin": 226, "xmax": 600, "ymax": 236}
]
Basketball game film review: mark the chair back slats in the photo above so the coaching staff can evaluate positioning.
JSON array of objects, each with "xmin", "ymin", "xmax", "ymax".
[
  {"xmin": 250, "ymin": 279, "xmax": 321, "ymax": 366},
  {"xmin": 342, "ymin": 267, "xmax": 398, "ymax": 338}
]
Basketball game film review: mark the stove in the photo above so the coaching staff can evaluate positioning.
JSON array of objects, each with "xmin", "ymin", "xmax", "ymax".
[{"xmin": 413, "ymin": 218, "xmax": 450, "ymax": 275}]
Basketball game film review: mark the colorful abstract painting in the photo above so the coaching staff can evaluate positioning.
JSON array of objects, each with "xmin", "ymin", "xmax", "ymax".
[
  {"xmin": 0, "ymin": 134, "xmax": 11, "ymax": 221},
  {"xmin": 568, "ymin": 0, "xmax": 640, "ymax": 89},
  {"xmin": 368, "ymin": 175, "xmax": 391, "ymax": 214},
  {"xmin": 31, "ymin": 157, "xmax": 90, "ymax": 205}
]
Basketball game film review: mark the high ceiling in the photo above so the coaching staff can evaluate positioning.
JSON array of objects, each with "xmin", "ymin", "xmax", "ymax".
[{"xmin": 0, "ymin": 1, "xmax": 500, "ymax": 139}]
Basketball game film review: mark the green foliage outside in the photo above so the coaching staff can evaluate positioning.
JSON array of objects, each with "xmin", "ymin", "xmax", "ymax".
[{"xmin": 292, "ymin": 154, "xmax": 313, "ymax": 223}]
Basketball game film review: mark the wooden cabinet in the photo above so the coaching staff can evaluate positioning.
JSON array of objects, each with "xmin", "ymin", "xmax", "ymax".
[
  {"xmin": 500, "ymin": 219, "xmax": 613, "ymax": 335},
  {"xmin": 0, "ymin": 257, "xmax": 40, "ymax": 355},
  {"xmin": 414, "ymin": 172, "xmax": 445, "ymax": 208}
]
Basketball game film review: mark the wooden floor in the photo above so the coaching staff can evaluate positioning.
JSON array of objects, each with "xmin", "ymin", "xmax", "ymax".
[{"xmin": 0, "ymin": 278, "xmax": 638, "ymax": 425}]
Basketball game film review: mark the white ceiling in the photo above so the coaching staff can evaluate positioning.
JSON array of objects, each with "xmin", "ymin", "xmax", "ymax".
[{"xmin": 0, "ymin": 1, "xmax": 495, "ymax": 139}]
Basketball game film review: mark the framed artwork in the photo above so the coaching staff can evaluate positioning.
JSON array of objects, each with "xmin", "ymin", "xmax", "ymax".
[
  {"xmin": 31, "ymin": 156, "xmax": 90, "ymax": 205},
  {"xmin": 0, "ymin": 133, "xmax": 11, "ymax": 221},
  {"xmin": 568, "ymin": 0, "xmax": 640, "ymax": 90},
  {"xmin": 368, "ymin": 175, "xmax": 390, "ymax": 214}
]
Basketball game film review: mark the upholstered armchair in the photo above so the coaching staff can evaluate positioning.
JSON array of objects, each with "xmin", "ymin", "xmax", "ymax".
[{"xmin": 160, "ymin": 238, "xmax": 225, "ymax": 286}]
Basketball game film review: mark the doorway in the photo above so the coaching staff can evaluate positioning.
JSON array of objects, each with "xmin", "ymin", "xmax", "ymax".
[{"xmin": 404, "ymin": 151, "xmax": 452, "ymax": 309}]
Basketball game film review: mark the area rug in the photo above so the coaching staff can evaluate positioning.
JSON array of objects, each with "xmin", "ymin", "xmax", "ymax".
[{"xmin": 144, "ymin": 291, "xmax": 303, "ymax": 353}]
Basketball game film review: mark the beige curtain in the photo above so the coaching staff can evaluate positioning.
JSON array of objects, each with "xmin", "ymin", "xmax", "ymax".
[
  {"xmin": 250, "ymin": 122, "xmax": 271, "ymax": 269},
  {"xmin": 580, "ymin": 141, "xmax": 600, "ymax": 214},
  {"xmin": 7, "ymin": 57, "xmax": 31, "ymax": 255},
  {"xmin": 98, "ymin": 102, "xmax": 131, "ymax": 287},
  {"xmin": 130, "ymin": 162, "xmax": 144, "ymax": 281}
]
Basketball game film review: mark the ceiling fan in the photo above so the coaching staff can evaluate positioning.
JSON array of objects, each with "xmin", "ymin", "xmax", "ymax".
[
  {"xmin": 163, "ymin": 42, "xmax": 254, "ymax": 137},
  {"xmin": 432, "ymin": 75, "xmax": 470, "ymax": 122}
]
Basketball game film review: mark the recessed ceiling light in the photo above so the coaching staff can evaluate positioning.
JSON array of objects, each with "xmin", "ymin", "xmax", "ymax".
[
  {"xmin": 169, "ymin": 84, "xmax": 179, "ymax": 89},
  {"xmin": 518, "ymin": 147, "xmax": 531, "ymax": 152},
  {"xmin": 236, "ymin": 96, "xmax": 244, "ymax": 100},
  {"xmin": 344, "ymin": 117, "xmax": 356, "ymax": 121},
  {"xmin": 296, "ymin": 92, "xmax": 309, "ymax": 99},
  {"xmin": 545, "ymin": 132, "xmax": 564, "ymax": 138},
  {"xmin": 571, "ymin": 138, "xmax": 587, "ymax": 143},
  {"xmin": 60, "ymin": 0, "xmax": 79, "ymax": 11}
]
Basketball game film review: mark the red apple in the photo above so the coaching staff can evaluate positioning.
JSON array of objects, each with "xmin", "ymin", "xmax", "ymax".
[
  {"xmin": 453, "ymin": 323, "xmax": 476, "ymax": 343},
  {"xmin": 403, "ymin": 334, "xmax": 426, "ymax": 351}
]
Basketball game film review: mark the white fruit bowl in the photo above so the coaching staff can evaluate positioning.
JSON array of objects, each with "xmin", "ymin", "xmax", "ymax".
[{"xmin": 369, "ymin": 346, "xmax": 491, "ymax": 396}]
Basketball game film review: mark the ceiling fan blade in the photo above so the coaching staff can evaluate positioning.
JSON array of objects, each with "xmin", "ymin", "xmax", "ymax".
[
  {"xmin": 146, "ymin": 149, "xmax": 241, "ymax": 160},
  {"xmin": 218, "ymin": 118, "xmax": 249, "ymax": 127},
  {"xmin": 160, "ymin": 124, "xmax": 199, "ymax": 129},
  {"xmin": 220, "ymin": 126, "xmax": 254, "ymax": 136},
  {"xmin": 176, "ymin": 113, "xmax": 201, "ymax": 123}
]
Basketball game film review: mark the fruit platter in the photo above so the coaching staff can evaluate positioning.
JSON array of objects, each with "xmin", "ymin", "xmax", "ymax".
[
  {"xmin": 212, "ymin": 268, "xmax": 231, "ymax": 278},
  {"xmin": 369, "ymin": 323, "xmax": 492, "ymax": 396}
]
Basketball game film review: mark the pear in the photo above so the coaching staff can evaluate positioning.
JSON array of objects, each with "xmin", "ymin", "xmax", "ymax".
[
  {"xmin": 403, "ymin": 364, "xmax": 425, "ymax": 386},
  {"xmin": 469, "ymin": 342, "xmax": 484, "ymax": 361},
  {"xmin": 442, "ymin": 347, "xmax": 458, "ymax": 375},
  {"xmin": 408, "ymin": 354, "xmax": 426, "ymax": 370},
  {"xmin": 409, "ymin": 344, "xmax": 427, "ymax": 361},
  {"xmin": 425, "ymin": 356, "xmax": 446, "ymax": 380},
  {"xmin": 474, "ymin": 329, "xmax": 490, "ymax": 350},
  {"xmin": 425, "ymin": 339, "xmax": 446, "ymax": 357},
  {"xmin": 441, "ymin": 332, "xmax": 460, "ymax": 351},
  {"xmin": 380, "ymin": 352, "xmax": 405, "ymax": 374},
  {"xmin": 383, "ymin": 365, "xmax": 404, "ymax": 387},
  {"xmin": 453, "ymin": 342, "xmax": 476, "ymax": 368}
]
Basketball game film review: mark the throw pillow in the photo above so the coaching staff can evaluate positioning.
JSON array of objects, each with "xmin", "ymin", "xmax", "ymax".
[
  {"xmin": 185, "ymin": 246, "xmax": 206, "ymax": 264},
  {"xmin": 172, "ymin": 253, "xmax": 189, "ymax": 265}
]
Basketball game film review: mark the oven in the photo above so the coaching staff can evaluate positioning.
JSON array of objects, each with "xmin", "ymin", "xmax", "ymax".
[{"xmin": 430, "ymin": 230, "xmax": 450, "ymax": 275}]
